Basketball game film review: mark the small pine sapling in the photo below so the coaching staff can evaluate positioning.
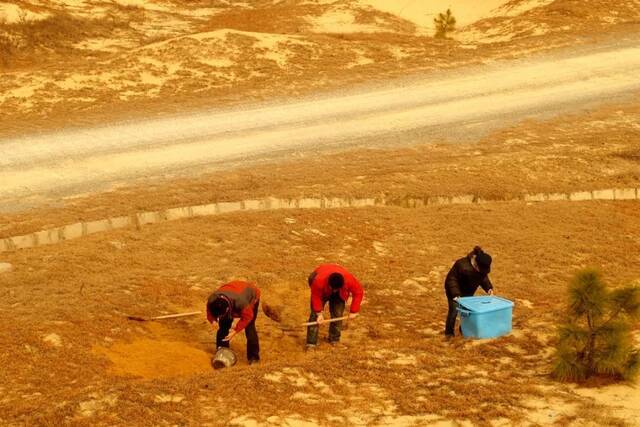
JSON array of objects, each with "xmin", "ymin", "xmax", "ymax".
[
  {"xmin": 434, "ymin": 9, "xmax": 456, "ymax": 39},
  {"xmin": 553, "ymin": 269, "xmax": 640, "ymax": 382}
]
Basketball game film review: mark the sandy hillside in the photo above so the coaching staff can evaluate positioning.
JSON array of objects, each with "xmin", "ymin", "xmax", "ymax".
[
  {"xmin": 1, "ymin": 1, "xmax": 639, "ymax": 425},
  {"xmin": 359, "ymin": 0, "xmax": 554, "ymax": 34},
  {"xmin": 1, "ymin": 0, "xmax": 639, "ymax": 137}
]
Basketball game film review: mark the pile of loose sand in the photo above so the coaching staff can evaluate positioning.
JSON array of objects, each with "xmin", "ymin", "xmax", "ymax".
[{"xmin": 97, "ymin": 338, "xmax": 212, "ymax": 379}]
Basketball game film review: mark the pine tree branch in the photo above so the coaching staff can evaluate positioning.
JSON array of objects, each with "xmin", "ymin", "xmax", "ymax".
[{"xmin": 597, "ymin": 306, "xmax": 624, "ymax": 332}]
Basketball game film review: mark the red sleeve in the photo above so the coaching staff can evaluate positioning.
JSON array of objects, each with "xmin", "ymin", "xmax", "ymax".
[
  {"xmin": 348, "ymin": 277, "xmax": 364, "ymax": 313},
  {"xmin": 310, "ymin": 282, "xmax": 324, "ymax": 313},
  {"xmin": 234, "ymin": 303, "xmax": 255, "ymax": 332}
]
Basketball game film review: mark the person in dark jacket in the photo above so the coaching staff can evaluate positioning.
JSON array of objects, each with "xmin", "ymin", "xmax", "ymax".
[
  {"xmin": 306, "ymin": 263, "xmax": 364, "ymax": 349},
  {"xmin": 206, "ymin": 281, "xmax": 260, "ymax": 364},
  {"xmin": 444, "ymin": 246, "xmax": 494, "ymax": 337}
]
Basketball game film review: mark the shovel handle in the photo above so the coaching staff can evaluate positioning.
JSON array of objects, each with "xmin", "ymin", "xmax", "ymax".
[
  {"xmin": 151, "ymin": 311, "xmax": 201, "ymax": 320},
  {"xmin": 128, "ymin": 311, "xmax": 202, "ymax": 321},
  {"xmin": 301, "ymin": 315, "xmax": 349, "ymax": 327}
]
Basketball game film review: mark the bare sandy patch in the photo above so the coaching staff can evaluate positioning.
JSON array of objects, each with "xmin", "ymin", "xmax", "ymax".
[
  {"xmin": 0, "ymin": 77, "xmax": 49, "ymax": 103},
  {"xmin": 137, "ymin": 56, "xmax": 165, "ymax": 68},
  {"xmin": 575, "ymin": 385, "xmax": 640, "ymax": 422},
  {"xmin": 252, "ymin": 32, "xmax": 311, "ymax": 67},
  {"xmin": 495, "ymin": 0, "xmax": 556, "ymax": 18},
  {"xmin": 309, "ymin": 8, "xmax": 381, "ymax": 33},
  {"xmin": 53, "ymin": 72, "xmax": 120, "ymax": 91},
  {"xmin": 516, "ymin": 298, "xmax": 534, "ymax": 308},
  {"xmin": 139, "ymin": 71, "xmax": 167, "ymax": 86},
  {"xmin": 199, "ymin": 58, "xmax": 234, "ymax": 68},
  {"xmin": 347, "ymin": 50, "xmax": 374, "ymax": 68},
  {"xmin": 73, "ymin": 37, "xmax": 136, "ymax": 53},
  {"xmin": 0, "ymin": 3, "xmax": 48, "ymax": 23},
  {"xmin": 521, "ymin": 397, "xmax": 578, "ymax": 424},
  {"xmin": 455, "ymin": 26, "xmax": 515, "ymax": 44},
  {"xmin": 44, "ymin": 0, "xmax": 89, "ymax": 7},
  {"xmin": 181, "ymin": 7, "xmax": 221, "ymax": 18},
  {"xmin": 112, "ymin": 0, "xmax": 170, "ymax": 12}
]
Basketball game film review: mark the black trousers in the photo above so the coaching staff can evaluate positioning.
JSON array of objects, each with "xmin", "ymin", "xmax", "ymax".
[
  {"xmin": 306, "ymin": 292, "xmax": 345, "ymax": 345},
  {"xmin": 445, "ymin": 297, "xmax": 459, "ymax": 336},
  {"xmin": 216, "ymin": 300, "xmax": 260, "ymax": 361}
]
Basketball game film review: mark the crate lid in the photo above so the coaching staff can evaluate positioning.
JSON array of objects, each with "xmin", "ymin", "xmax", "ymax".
[{"xmin": 457, "ymin": 296, "xmax": 514, "ymax": 313}]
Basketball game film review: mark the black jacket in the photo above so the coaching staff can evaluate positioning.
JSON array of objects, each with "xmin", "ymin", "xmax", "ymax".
[{"xmin": 444, "ymin": 251, "xmax": 493, "ymax": 299}]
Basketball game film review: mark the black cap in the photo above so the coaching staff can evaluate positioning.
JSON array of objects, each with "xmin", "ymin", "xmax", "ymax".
[
  {"xmin": 208, "ymin": 296, "xmax": 230, "ymax": 318},
  {"xmin": 328, "ymin": 273, "xmax": 344, "ymax": 289},
  {"xmin": 476, "ymin": 252, "xmax": 492, "ymax": 274}
]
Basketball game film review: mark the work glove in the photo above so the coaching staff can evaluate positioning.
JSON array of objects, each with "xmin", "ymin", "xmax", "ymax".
[
  {"xmin": 348, "ymin": 312, "xmax": 359, "ymax": 320},
  {"xmin": 315, "ymin": 312, "xmax": 325, "ymax": 325}
]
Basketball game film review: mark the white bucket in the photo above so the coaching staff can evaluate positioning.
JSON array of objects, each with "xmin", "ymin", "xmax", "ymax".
[{"xmin": 212, "ymin": 347, "xmax": 237, "ymax": 369}]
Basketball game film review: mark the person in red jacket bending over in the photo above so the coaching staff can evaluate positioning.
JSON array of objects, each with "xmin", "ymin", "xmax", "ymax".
[
  {"xmin": 306, "ymin": 263, "xmax": 364, "ymax": 350},
  {"xmin": 206, "ymin": 281, "xmax": 260, "ymax": 364}
]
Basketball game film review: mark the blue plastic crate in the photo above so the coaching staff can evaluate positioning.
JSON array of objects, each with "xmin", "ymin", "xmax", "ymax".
[{"xmin": 456, "ymin": 296, "xmax": 514, "ymax": 339}]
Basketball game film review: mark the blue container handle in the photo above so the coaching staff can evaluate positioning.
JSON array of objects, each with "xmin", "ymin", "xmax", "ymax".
[{"xmin": 458, "ymin": 308, "xmax": 471, "ymax": 318}]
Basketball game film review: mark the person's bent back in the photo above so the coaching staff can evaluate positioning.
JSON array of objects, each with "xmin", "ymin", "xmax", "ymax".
[
  {"xmin": 206, "ymin": 281, "xmax": 261, "ymax": 364},
  {"xmin": 306, "ymin": 263, "xmax": 364, "ymax": 349}
]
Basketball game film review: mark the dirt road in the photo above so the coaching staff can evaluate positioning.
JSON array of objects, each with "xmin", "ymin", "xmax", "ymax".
[{"xmin": 1, "ymin": 42, "xmax": 639, "ymax": 208}]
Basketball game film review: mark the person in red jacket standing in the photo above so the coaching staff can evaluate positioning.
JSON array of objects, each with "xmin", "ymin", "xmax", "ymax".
[
  {"xmin": 206, "ymin": 281, "xmax": 260, "ymax": 364},
  {"xmin": 306, "ymin": 263, "xmax": 364, "ymax": 349}
]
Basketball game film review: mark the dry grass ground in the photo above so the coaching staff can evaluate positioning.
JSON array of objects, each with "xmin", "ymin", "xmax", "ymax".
[
  {"xmin": 1, "ymin": 0, "xmax": 639, "ymax": 137},
  {"xmin": 1, "ymin": 199, "xmax": 639, "ymax": 425}
]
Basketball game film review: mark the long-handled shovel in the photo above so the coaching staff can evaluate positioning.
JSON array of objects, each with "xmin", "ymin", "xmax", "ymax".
[
  {"xmin": 126, "ymin": 311, "xmax": 202, "ymax": 322},
  {"xmin": 301, "ymin": 315, "xmax": 349, "ymax": 327}
]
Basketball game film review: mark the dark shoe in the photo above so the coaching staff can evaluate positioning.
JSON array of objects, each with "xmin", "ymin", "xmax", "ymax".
[{"xmin": 248, "ymin": 358, "xmax": 260, "ymax": 365}]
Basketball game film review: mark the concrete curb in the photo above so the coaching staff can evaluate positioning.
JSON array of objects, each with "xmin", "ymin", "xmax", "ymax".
[{"xmin": 1, "ymin": 188, "xmax": 638, "ymax": 253}]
